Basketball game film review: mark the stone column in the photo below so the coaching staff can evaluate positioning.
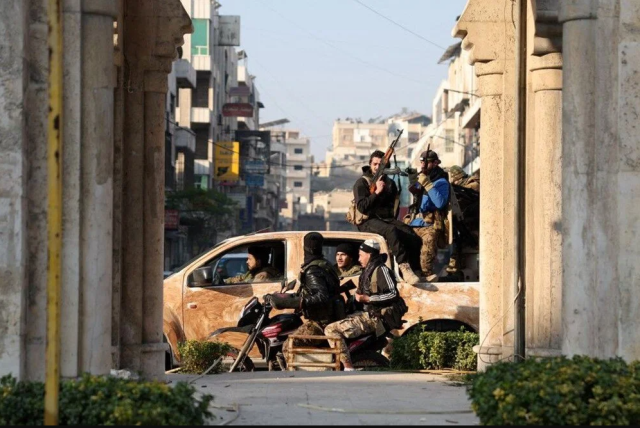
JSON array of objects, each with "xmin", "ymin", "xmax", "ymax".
[
  {"xmin": 454, "ymin": 0, "xmax": 518, "ymax": 369},
  {"xmin": 0, "ymin": 0, "xmax": 29, "ymax": 379},
  {"xmin": 474, "ymin": 63, "xmax": 506, "ymax": 367},
  {"xmin": 527, "ymin": 53, "xmax": 563, "ymax": 356},
  {"xmin": 560, "ymin": 0, "xmax": 640, "ymax": 360},
  {"xmin": 119, "ymin": 0, "xmax": 191, "ymax": 379},
  {"xmin": 78, "ymin": 0, "xmax": 118, "ymax": 375}
]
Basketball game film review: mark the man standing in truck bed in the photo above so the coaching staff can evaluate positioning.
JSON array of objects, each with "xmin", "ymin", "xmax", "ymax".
[{"xmin": 353, "ymin": 150, "xmax": 421, "ymax": 285}]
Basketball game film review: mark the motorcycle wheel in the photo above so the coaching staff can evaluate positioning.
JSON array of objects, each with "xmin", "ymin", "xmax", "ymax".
[
  {"xmin": 351, "ymin": 351, "xmax": 389, "ymax": 371},
  {"xmin": 224, "ymin": 350, "xmax": 255, "ymax": 372}
]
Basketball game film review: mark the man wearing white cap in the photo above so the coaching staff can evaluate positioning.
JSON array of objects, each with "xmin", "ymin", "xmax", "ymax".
[{"xmin": 324, "ymin": 239, "xmax": 408, "ymax": 370}]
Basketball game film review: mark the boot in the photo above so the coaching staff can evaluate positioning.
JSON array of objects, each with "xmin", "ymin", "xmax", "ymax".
[
  {"xmin": 399, "ymin": 263, "xmax": 420, "ymax": 285},
  {"xmin": 421, "ymin": 271, "xmax": 439, "ymax": 283}
]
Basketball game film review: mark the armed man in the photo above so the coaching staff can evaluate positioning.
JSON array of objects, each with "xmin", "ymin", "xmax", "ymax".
[
  {"xmin": 407, "ymin": 150, "xmax": 450, "ymax": 282},
  {"xmin": 352, "ymin": 150, "xmax": 422, "ymax": 285}
]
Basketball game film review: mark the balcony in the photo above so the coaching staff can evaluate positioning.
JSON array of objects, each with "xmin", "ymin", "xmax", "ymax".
[
  {"xmin": 193, "ymin": 54, "xmax": 211, "ymax": 72},
  {"xmin": 287, "ymin": 169, "xmax": 307, "ymax": 179},
  {"xmin": 174, "ymin": 59, "xmax": 196, "ymax": 88},
  {"xmin": 191, "ymin": 107, "xmax": 211, "ymax": 124},
  {"xmin": 287, "ymin": 153, "xmax": 307, "ymax": 162},
  {"xmin": 194, "ymin": 159, "xmax": 211, "ymax": 176},
  {"xmin": 175, "ymin": 128, "xmax": 196, "ymax": 152}
]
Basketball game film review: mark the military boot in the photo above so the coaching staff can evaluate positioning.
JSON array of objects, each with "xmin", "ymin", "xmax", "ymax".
[{"xmin": 399, "ymin": 263, "xmax": 420, "ymax": 285}]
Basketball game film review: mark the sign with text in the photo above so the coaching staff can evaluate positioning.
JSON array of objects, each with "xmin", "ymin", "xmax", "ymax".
[
  {"xmin": 217, "ymin": 16, "xmax": 241, "ymax": 46},
  {"xmin": 246, "ymin": 174, "xmax": 265, "ymax": 188},
  {"xmin": 215, "ymin": 141, "xmax": 240, "ymax": 182},
  {"xmin": 222, "ymin": 103, "xmax": 253, "ymax": 118},
  {"xmin": 165, "ymin": 209, "xmax": 179, "ymax": 230},
  {"xmin": 244, "ymin": 160, "xmax": 267, "ymax": 173}
]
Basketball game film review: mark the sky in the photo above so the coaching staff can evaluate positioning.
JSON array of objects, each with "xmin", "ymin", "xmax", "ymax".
[{"xmin": 220, "ymin": 0, "xmax": 469, "ymax": 161}]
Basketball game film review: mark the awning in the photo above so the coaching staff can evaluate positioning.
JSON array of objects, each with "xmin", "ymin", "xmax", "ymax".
[{"xmin": 438, "ymin": 42, "xmax": 462, "ymax": 64}]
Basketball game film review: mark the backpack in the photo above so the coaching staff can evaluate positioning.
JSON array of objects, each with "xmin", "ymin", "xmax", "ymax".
[{"xmin": 346, "ymin": 176, "xmax": 372, "ymax": 226}]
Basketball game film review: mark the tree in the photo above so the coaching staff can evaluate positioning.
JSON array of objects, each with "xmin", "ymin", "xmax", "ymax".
[{"xmin": 165, "ymin": 187, "xmax": 237, "ymax": 256}]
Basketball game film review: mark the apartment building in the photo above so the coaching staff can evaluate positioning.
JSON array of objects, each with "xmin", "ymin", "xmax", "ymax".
[
  {"xmin": 411, "ymin": 42, "xmax": 480, "ymax": 174},
  {"xmin": 279, "ymin": 130, "xmax": 312, "ymax": 230}
]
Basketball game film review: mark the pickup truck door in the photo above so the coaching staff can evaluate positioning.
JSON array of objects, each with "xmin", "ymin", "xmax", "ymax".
[{"xmin": 182, "ymin": 242, "xmax": 287, "ymax": 352}]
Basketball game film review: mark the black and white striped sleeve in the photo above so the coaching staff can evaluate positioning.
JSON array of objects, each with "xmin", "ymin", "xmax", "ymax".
[{"xmin": 368, "ymin": 265, "xmax": 398, "ymax": 304}]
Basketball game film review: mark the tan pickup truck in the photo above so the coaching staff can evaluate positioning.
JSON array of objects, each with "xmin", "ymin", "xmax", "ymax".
[{"xmin": 163, "ymin": 231, "xmax": 479, "ymax": 369}]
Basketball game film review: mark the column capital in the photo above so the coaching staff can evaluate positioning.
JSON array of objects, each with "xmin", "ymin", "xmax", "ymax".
[
  {"xmin": 453, "ymin": 0, "xmax": 516, "ymax": 66},
  {"xmin": 559, "ymin": 0, "xmax": 598, "ymax": 24},
  {"xmin": 532, "ymin": 1, "xmax": 563, "ymax": 56},
  {"xmin": 123, "ymin": 0, "xmax": 193, "ymax": 94}
]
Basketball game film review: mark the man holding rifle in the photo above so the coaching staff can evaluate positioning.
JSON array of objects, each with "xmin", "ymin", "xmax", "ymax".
[{"xmin": 352, "ymin": 150, "xmax": 422, "ymax": 285}]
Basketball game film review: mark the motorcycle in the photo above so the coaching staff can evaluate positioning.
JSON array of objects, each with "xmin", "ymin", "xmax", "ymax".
[
  {"xmin": 208, "ymin": 280, "xmax": 302, "ymax": 372},
  {"xmin": 208, "ymin": 280, "xmax": 395, "ymax": 372}
]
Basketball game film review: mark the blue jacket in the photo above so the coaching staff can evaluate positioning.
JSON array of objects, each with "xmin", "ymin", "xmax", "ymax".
[{"xmin": 409, "ymin": 177, "xmax": 450, "ymax": 227}]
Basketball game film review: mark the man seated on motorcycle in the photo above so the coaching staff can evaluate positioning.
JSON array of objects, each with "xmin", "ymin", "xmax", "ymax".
[
  {"xmin": 224, "ymin": 246, "xmax": 281, "ymax": 284},
  {"xmin": 334, "ymin": 243, "xmax": 362, "ymax": 278},
  {"xmin": 324, "ymin": 239, "xmax": 408, "ymax": 371},
  {"xmin": 267, "ymin": 232, "xmax": 345, "ymax": 347}
]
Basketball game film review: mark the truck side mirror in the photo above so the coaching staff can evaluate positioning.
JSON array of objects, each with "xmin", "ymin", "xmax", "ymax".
[{"xmin": 190, "ymin": 266, "xmax": 214, "ymax": 287}]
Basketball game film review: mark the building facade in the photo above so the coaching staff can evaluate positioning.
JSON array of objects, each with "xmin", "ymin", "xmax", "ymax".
[{"xmin": 454, "ymin": 0, "xmax": 640, "ymax": 368}]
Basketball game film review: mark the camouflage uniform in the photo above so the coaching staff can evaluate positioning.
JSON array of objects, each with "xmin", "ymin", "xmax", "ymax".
[
  {"xmin": 324, "ymin": 312, "xmax": 379, "ymax": 366},
  {"xmin": 446, "ymin": 166, "xmax": 480, "ymax": 276},
  {"xmin": 449, "ymin": 165, "xmax": 479, "ymax": 192},
  {"xmin": 336, "ymin": 263, "xmax": 363, "ymax": 278},
  {"xmin": 413, "ymin": 172, "xmax": 446, "ymax": 277},
  {"xmin": 414, "ymin": 224, "xmax": 440, "ymax": 277},
  {"xmin": 224, "ymin": 266, "xmax": 280, "ymax": 284}
]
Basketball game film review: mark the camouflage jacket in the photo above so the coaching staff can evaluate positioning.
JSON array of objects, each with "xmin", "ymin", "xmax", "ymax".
[
  {"xmin": 224, "ymin": 266, "xmax": 280, "ymax": 284},
  {"xmin": 336, "ymin": 263, "xmax": 363, "ymax": 278}
]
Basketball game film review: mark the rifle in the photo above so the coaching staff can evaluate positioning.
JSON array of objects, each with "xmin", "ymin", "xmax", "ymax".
[{"xmin": 369, "ymin": 129, "xmax": 404, "ymax": 194}]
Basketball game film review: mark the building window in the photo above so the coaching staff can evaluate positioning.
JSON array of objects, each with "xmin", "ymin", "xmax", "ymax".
[
  {"xmin": 445, "ymin": 130, "xmax": 455, "ymax": 153},
  {"xmin": 294, "ymin": 148, "xmax": 303, "ymax": 154},
  {"xmin": 294, "ymin": 181, "xmax": 303, "ymax": 188},
  {"xmin": 294, "ymin": 165, "xmax": 303, "ymax": 171},
  {"xmin": 191, "ymin": 19, "xmax": 209, "ymax": 56}
]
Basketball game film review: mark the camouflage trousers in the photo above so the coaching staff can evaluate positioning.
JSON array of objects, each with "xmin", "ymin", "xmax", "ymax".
[
  {"xmin": 324, "ymin": 311, "xmax": 378, "ymax": 366},
  {"xmin": 413, "ymin": 226, "xmax": 441, "ymax": 275}
]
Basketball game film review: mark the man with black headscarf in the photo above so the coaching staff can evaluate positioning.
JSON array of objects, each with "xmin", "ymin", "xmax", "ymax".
[
  {"xmin": 324, "ymin": 239, "xmax": 407, "ymax": 370},
  {"xmin": 407, "ymin": 150, "xmax": 450, "ymax": 282},
  {"xmin": 268, "ymin": 232, "xmax": 345, "ymax": 346},
  {"xmin": 224, "ymin": 246, "xmax": 280, "ymax": 284}
]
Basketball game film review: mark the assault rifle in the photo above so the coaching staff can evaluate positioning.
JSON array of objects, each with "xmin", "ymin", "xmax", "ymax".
[{"xmin": 368, "ymin": 129, "xmax": 404, "ymax": 194}]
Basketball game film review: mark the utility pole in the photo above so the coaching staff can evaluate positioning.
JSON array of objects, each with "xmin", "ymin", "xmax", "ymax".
[{"xmin": 513, "ymin": 0, "xmax": 528, "ymax": 363}]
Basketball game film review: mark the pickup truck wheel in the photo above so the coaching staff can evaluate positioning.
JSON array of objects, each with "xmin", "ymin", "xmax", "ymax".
[{"xmin": 351, "ymin": 351, "xmax": 389, "ymax": 371}]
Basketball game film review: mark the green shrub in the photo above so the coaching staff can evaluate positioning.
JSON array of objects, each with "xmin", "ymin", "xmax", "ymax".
[
  {"xmin": 467, "ymin": 356, "xmax": 640, "ymax": 425},
  {"xmin": 0, "ymin": 373, "xmax": 213, "ymax": 425},
  {"xmin": 177, "ymin": 339, "xmax": 232, "ymax": 374},
  {"xmin": 390, "ymin": 326, "xmax": 479, "ymax": 371}
]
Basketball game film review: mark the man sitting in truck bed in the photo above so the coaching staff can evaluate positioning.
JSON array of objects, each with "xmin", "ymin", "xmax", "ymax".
[
  {"xmin": 224, "ymin": 246, "xmax": 281, "ymax": 284},
  {"xmin": 334, "ymin": 243, "xmax": 362, "ymax": 278}
]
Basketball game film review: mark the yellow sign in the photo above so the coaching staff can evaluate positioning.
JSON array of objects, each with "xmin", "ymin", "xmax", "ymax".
[{"xmin": 215, "ymin": 141, "xmax": 240, "ymax": 182}]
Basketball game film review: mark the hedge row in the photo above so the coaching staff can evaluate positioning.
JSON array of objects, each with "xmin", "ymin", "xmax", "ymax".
[
  {"xmin": 0, "ymin": 373, "xmax": 213, "ymax": 425},
  {"xmin": 390, "ymin": 327, "xmax": 479, "ymax": 371},
  {"xmin": 467, "ymin": 356, "xmax": 640, "ymax": 425}
]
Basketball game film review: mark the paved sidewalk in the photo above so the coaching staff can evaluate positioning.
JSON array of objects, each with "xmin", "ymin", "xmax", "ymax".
[{"xmin": 167, "ymin": 371, "xmax": 479, "ymax": 425}]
